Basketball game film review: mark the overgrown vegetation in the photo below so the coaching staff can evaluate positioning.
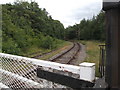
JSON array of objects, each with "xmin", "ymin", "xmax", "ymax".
[
  {"xmin": 2, "ymin": 1, "xmax": 66, "ymax": 56},
  {"xmin": 80, "ymin": 40, "xmax": 105, "ymax": 77}
]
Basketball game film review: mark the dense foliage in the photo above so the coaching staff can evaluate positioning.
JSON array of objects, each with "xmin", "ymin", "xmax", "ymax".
[
  {"xmin": 2, "ymin": 1, "xmax": 105, "ymax": 56},
  {"xmin": 2, "ymin": 1, "xmax": 65, "ymax": 55},
  {"xmin": 65, "ymin": 11, "xmax": 105, "ymax": 41}
]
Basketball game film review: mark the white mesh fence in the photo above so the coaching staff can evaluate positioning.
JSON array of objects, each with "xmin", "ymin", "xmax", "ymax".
[
  {"xmin": 0, "ymin": 53, "xmax": 45, "ymax": 88},
  {"xmin": 0, "ymin": 53, "xmax": 80, "ymax": 89}
]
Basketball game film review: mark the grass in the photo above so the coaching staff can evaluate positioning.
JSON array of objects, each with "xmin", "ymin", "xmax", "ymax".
[
  {"xmin": 80, "ymin": 40, "xmax": 105, "ymax": 77},
  {"xmin": 22, "ymin": 40, "xmax": 72, "ymax": 60},
  {"xmin": 22, "ymin": 46, "xmax": 50, "ymax": 57}
]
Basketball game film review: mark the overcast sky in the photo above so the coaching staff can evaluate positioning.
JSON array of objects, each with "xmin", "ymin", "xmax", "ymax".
[{"xmin": 1, "ymin": 0, "xmax": 102, "ymax": 28}]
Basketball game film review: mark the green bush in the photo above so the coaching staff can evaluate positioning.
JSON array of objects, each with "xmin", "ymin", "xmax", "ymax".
[
  {"xmin": 40, "ymin": 36, "xmax": 54, "ymax": 49},
  {"xmin": 2, "ymin": 38, "xmax": 21, "ymax": 55}
]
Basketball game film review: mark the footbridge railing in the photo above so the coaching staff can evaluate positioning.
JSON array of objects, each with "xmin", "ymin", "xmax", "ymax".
[{"xmin": 0, "ymin": 53, "xmax": 95, "ymax": 89}]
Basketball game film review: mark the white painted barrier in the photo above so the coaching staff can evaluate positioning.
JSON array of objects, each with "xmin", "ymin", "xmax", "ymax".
[
  {"xmin": 0, "ymin": 53, "xmax": 80, "ymax": 74},
  {"xmin": 0, "ymin": 53, "xmax": 95, "ymax": 88},
  {"xmin": 79, "ymin": 62, "xmax": 95, "ymax": 82}
]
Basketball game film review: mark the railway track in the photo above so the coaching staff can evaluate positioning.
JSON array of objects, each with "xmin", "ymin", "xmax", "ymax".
[
  {"xmin": 49, "ymin": 42, "xmax": 81, "ymax": 64},
  {"xmin": 31, "ymin": 50, "xmax": 54, "ymax": 59},
  {"xmin": 30, "ymin": 42, "xmax": 81, "ymax": 65},
  {"xmin": 30, "ymin": 43, "xmax": 73, "ymax": 59}
]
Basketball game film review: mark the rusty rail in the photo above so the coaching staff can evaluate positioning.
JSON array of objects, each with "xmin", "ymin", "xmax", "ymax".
[
  {"xmin": 50, "ymin": 42, "xmax": 81, "ymax": 64},
  {"xmin": 67, "ymin": 43, "xmax": 81, "ymax": 64},
  {"xmin": 50, "ymin": 43, "xmax": 75, "ymax": 61},
  {"xmin": 30, "ymin": 42, "xmax": 74, "ymax": 59}
]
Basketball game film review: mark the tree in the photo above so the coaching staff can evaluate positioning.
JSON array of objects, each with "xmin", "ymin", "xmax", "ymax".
[
  {"xmin": 65, "ymin": 11, "xmax": 105, "ymax": 41},
  {"xmin": 2, "ymin": 1, "xmax": 66, "ymax": 55}
]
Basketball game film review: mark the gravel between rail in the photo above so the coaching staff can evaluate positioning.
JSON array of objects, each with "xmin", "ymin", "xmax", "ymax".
[
  {"xmin": 30, "ymin": 42, "xmax": 73, "ymax": 60},
  {"xmin": 48, "ymin": 42, "xmax": 86, "ymax": 65},
  {"xmin": 71, "ymin": 43, "xmax": 87, "ymax": 65},
  {"xmin": 30, "ymin": 42, "xmax": 86, "ymax": 65}
]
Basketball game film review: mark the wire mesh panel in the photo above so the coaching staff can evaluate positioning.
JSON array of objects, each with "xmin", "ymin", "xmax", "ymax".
[
  {"xmin": 0, "ymin": 53, "xmax": 80, "ymax": 89},
  {"xmin": 1, "ymin": 54, "xmax": 43, "ymax": 88},
  {"xmin": 0, "ymin": 69, "xmax": 41, "ymax": 88}
]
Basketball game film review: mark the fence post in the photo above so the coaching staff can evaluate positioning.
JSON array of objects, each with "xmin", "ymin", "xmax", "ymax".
[{"xmin": 103, "ymin": 1, "xmax": 120, "ymax": 88}]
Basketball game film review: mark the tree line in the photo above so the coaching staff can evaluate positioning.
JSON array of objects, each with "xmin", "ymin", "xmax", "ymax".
[
  {"xmin": 2, "ymin": 1, "xmax": 105, "ymax": 55},
  {"xmin": 2, "ymin": 1, "xmax": 65, "ymax": 55},
  {"xmin": 65, "ymin": 11, "xmax": 105, "ymax": 41}
]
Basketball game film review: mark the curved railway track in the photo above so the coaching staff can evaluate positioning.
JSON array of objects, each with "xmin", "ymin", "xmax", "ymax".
[
  {"xmin": 31, "ymin": 50, "xmax": 54, "ymax": 59},
  {"xmin": 30, "ymin": 42, "xmax": 81, "ymax": 65},
  {"xmin": 30, "ymin": 43, "xmax": 73, "ymax": 59},
  {"xmin": 50, "ymin": 42, "xmax": 81, "ymax": 64}
]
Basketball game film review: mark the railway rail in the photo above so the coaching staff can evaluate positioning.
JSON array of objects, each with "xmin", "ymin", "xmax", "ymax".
[
  {"xmin": 30, "ymin": 43, "xmax": 73, "ymax": 59},
  {"xmin": 30, "ymin": 42, "xmax": 81, "ymax": 65},
  {"xmin": 49, "ymin": 42, "xmax": 81, "ymax": 64},
  {"xmin": 31, "ymin": 50, "xmax": 54, "ymax": 59}
]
